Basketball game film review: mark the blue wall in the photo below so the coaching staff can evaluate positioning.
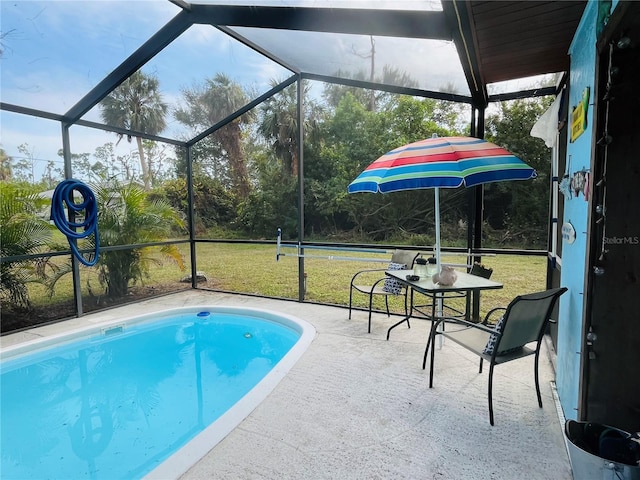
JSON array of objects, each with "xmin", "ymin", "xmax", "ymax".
[{"xmin": 556, "ymin": 0, "xmax": 598, "ymax": 421}]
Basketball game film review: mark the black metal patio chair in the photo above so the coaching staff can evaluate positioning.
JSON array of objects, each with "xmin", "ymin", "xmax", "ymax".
[
  {"xmin": 426, "ymin": 262, "xmax": 494, "ymax": 320},
  {"xmin": 423, "ymin": 286, "xmax": 568, "ymax": 425},
  {"xmin": 348, "ymin": 249, "xmax": 420, "ymax": 333}
]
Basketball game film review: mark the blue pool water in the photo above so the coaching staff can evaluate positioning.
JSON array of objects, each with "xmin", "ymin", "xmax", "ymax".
[{"xmin": 0, "ymin": 308, "xmax": 305, "ymax": 479}]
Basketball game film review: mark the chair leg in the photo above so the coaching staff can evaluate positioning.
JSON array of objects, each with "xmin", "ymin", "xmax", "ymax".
[
  {"xmin": 368, "ymin": 293, "xmax": 374, "ymax": 333},
  {"xmin": 479, "ymin": 358, "xmax": 483, "ymax": 374},
  {"xmin": 488, "ymin": 362, "xmax": 495, "ymax": 426},
  {"xmin": 348, "ymin": 287, "xmax": 354, "ymax": 320},
  {"xmin": 465, "ymin": 292, "xmax": 472, "ymax": 321},
  {"xmin": 423, "ymin": 317, "xmax": 440, "ymax": 369},
  {"xmin": 428, "ymin": 323, "xmax": 438, "ymax": 387},
  {"xmin": 385, "ymin": 295, "xmax": 390, "ymax": 317},
  {"xmin": 424, "ymin": 319, "xmax": 441, "ymax": 387},
  {"xmin": 406, "ymin": 289, "xmax": 412, "ymax": 329},
  {"xmin": 422, "ymin": 326, "xmax": 433, "ymax": 370},
  {"xmin": 534, "ymin": 346, "xmax": 543, "ymax": 408},
  {"xmin": 403, "ymin": 289, "xmax": 409, "ymax": 317}
]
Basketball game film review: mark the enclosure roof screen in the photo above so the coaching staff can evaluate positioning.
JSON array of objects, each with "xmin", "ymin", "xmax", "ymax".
[{"xmin": 1, "ymin": 0, "xmax": 586, "ymax": 135}]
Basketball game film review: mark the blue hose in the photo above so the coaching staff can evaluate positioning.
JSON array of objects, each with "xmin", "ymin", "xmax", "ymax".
[{"xmin": 51, "ymin": 179, "xmax": 100, "ymax": 267}]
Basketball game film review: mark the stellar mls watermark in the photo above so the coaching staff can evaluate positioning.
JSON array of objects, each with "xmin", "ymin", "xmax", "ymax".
[{"xmin": 603, "ymin": 236, "xmax": 640, "ymax": 245}]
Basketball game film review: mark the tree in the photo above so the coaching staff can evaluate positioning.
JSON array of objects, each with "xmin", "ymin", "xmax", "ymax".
[
  {"xmin": 14, "ymin": 144, "xmax": 36, "ymax": 182},
  {"xmin": 307, "ymin": 93, "xmax": 466, "ymax": 240},
  {"xmin": 322, "ymin": 65, "xmax": 419, "ymax": 112},
  {"xmin": 174, "ymin": 73, "xmax": 253, "ymax": 198},
  {"xmin": 0, "ymin": 182, "xmax": 55, "ymax": 312},
  {"xmin": 0, "ymin": 147, "xmax": 13, "ymax": 181},
  {"xmin": 485, "ymin": 97, "xmax": 553, "ymax": 247},
  {"xmin": 45, "ymin": 179, "xmax": 186, "ymax": 300},
  {"xmin": 99, "ymin": 71, "xmax": 168, "ymax": 190},
  {"xmin": 258, "ymin": 80, "xmax": 322, "ymax": 178},
  {"xmin": 58, "ymin": 149, "xmax": 92, "ymax": 180},
  {"xmin": 41, "ymin": 160, "xmax": 63, "ymax": 189},
  {"xmin": 91, "ymin": 180, "xmax": 185, "ymax": 298},
  {"xmin": 160, "ymin": 176, "xmax": 238, "ymax": 235},
  {"xmin": 142, "ymin": 139, "xmax": 174, "ymax": 186},
  {"xmin": 238, "ymin": 151, "xmax": 299, "ymax": 239},
  {"xmin": 235, "ymin": 80, "xmax": 326, "ymax": 238}
]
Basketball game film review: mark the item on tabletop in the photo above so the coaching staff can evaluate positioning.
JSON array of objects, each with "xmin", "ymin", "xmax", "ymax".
[
  {"xmin": 432, "ymin": 265, "xmax": 457, "ymax": 286},
  {"xmin": 406, "ymin": 274, "xmax": 420, "ymax": 281},
  {"xmin": 426, "ymin": 256, "xmax": 438, "ymax": 275},
  {"xmin": 414, "ymin": 257, "xmax": 428, "ymax": 277},
  {"xmin": 472, "ymin": 262, "xmax": 493, "ymax": 279}
]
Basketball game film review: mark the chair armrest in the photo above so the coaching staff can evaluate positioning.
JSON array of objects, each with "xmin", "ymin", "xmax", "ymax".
[
  {"xmin": 437, "ymin": 316, "xmax": 500, "ymax": 335},
  {"xmin": 350, "ymin": 268, "xmax": 390, "ymax": 284},
  {"xmin": 482, "ymin": 307, "xmax": 506, "ymax": 325},
  {"xmin": 371, "ymin": 276, "xmax": 390, "ymax": 289}
]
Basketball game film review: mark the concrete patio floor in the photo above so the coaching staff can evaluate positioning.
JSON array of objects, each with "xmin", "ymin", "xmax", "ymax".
[{"xmin": 2, "ymin": 290, "xmax": 573, "ymax": 479}]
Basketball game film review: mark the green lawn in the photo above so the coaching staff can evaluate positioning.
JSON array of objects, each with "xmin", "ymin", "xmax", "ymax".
[
  {"xmin": 26, "ymin": 243, "xmax": 546, "ymax": 321},
  {"xmin": 193, "ymin": 244, "xmax": 545, "ymax": 319}
]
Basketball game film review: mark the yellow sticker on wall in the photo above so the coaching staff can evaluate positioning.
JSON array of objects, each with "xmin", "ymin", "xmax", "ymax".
[{"xmin": 570, "ymin": 87, "xmax": 590, "ymax": 142}]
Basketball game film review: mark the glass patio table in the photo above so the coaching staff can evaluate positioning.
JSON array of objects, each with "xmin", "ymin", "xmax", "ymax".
[{"xmin": 384, "ymin": 269, "xmax": 504, "ymax": 341}]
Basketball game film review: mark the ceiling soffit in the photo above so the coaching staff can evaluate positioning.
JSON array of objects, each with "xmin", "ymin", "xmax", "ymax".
[{"xmin": 465, "ymin": 1, "xmax": 587, "ymax": 87}]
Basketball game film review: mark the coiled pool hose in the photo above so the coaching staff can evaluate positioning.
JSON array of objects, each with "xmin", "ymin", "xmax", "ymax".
[{"xmin": 51, "ymin": 179, "xmax": 100, "ymax": 267}]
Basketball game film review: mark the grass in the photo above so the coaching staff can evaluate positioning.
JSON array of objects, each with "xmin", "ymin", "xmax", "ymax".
[
  {"xmin": 24, "ymin": 243, "xmax": 546, "ymax": 321},
  {"xmin": 26, "ymin": 244, "xmax": 192, "ymax": 307},
  {"xmin": 192, "ymin": 244, "xmax": 545, "ymax": 319}
]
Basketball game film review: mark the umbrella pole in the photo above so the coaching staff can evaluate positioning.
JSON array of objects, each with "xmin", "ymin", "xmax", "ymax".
[
  {"xmin": 434, "ymin": 187, "xmax": 445, "ymax": 348},
  {"xmin": 434, "ymin": 187, "xmax": 441, "ymax": 271}
]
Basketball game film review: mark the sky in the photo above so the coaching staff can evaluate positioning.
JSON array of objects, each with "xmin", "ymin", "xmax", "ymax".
[
  {"xmin": 0, "ymin": 0, "xmax": 555, "ymax": 183},
  {"xmin": 1, "ymin": 0, "xmax": 291, "ymax": 180}
]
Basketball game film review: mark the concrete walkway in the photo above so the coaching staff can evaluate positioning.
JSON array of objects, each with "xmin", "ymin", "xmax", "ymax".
[{"xmin": 2, "ymin": 290, "xmax": 572, "ymax": 479}]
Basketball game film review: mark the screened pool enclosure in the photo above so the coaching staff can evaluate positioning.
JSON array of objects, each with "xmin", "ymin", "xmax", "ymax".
[{"xmin": 0, "ymin": 1, "xmax": 586, "ymax": 331}]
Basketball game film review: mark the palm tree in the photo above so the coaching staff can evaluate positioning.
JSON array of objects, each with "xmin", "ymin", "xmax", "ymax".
[
  {"xmin": 45, "ymin": 179, "xmax": 186, "ymax": 300},
  {"xmin": 99, "ymin": 71, "xmax": 168, "ymax": 190},
  {"xmin": 0, "ymin": 183, "xmax": 54, "ymax": 311},
  {"xmin": 174, "ymin": 73, "xmax": 253, "ymax": 198},
  {"xmin": 92, "ymin": 180, "xmax": 185, "ymax": 298},
  {"xmin": 258, "ymin": 81, "xmax": 321, "ymax": 177}
]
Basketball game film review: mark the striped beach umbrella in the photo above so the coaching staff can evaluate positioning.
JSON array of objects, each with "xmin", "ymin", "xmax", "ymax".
[{"xmin": 348, "ymin": 136, "xmax": 536, "ymax": 270}]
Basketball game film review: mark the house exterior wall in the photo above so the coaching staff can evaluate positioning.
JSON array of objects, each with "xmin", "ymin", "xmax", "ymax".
[{"xmin": 556, "ymin": 0, "xmax": 598, "ymax": 421}]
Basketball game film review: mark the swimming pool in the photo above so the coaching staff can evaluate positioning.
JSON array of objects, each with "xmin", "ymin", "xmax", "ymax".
[{"xmin": 0, "ymin": 306, "xmax": 315, "ymax": 479}]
